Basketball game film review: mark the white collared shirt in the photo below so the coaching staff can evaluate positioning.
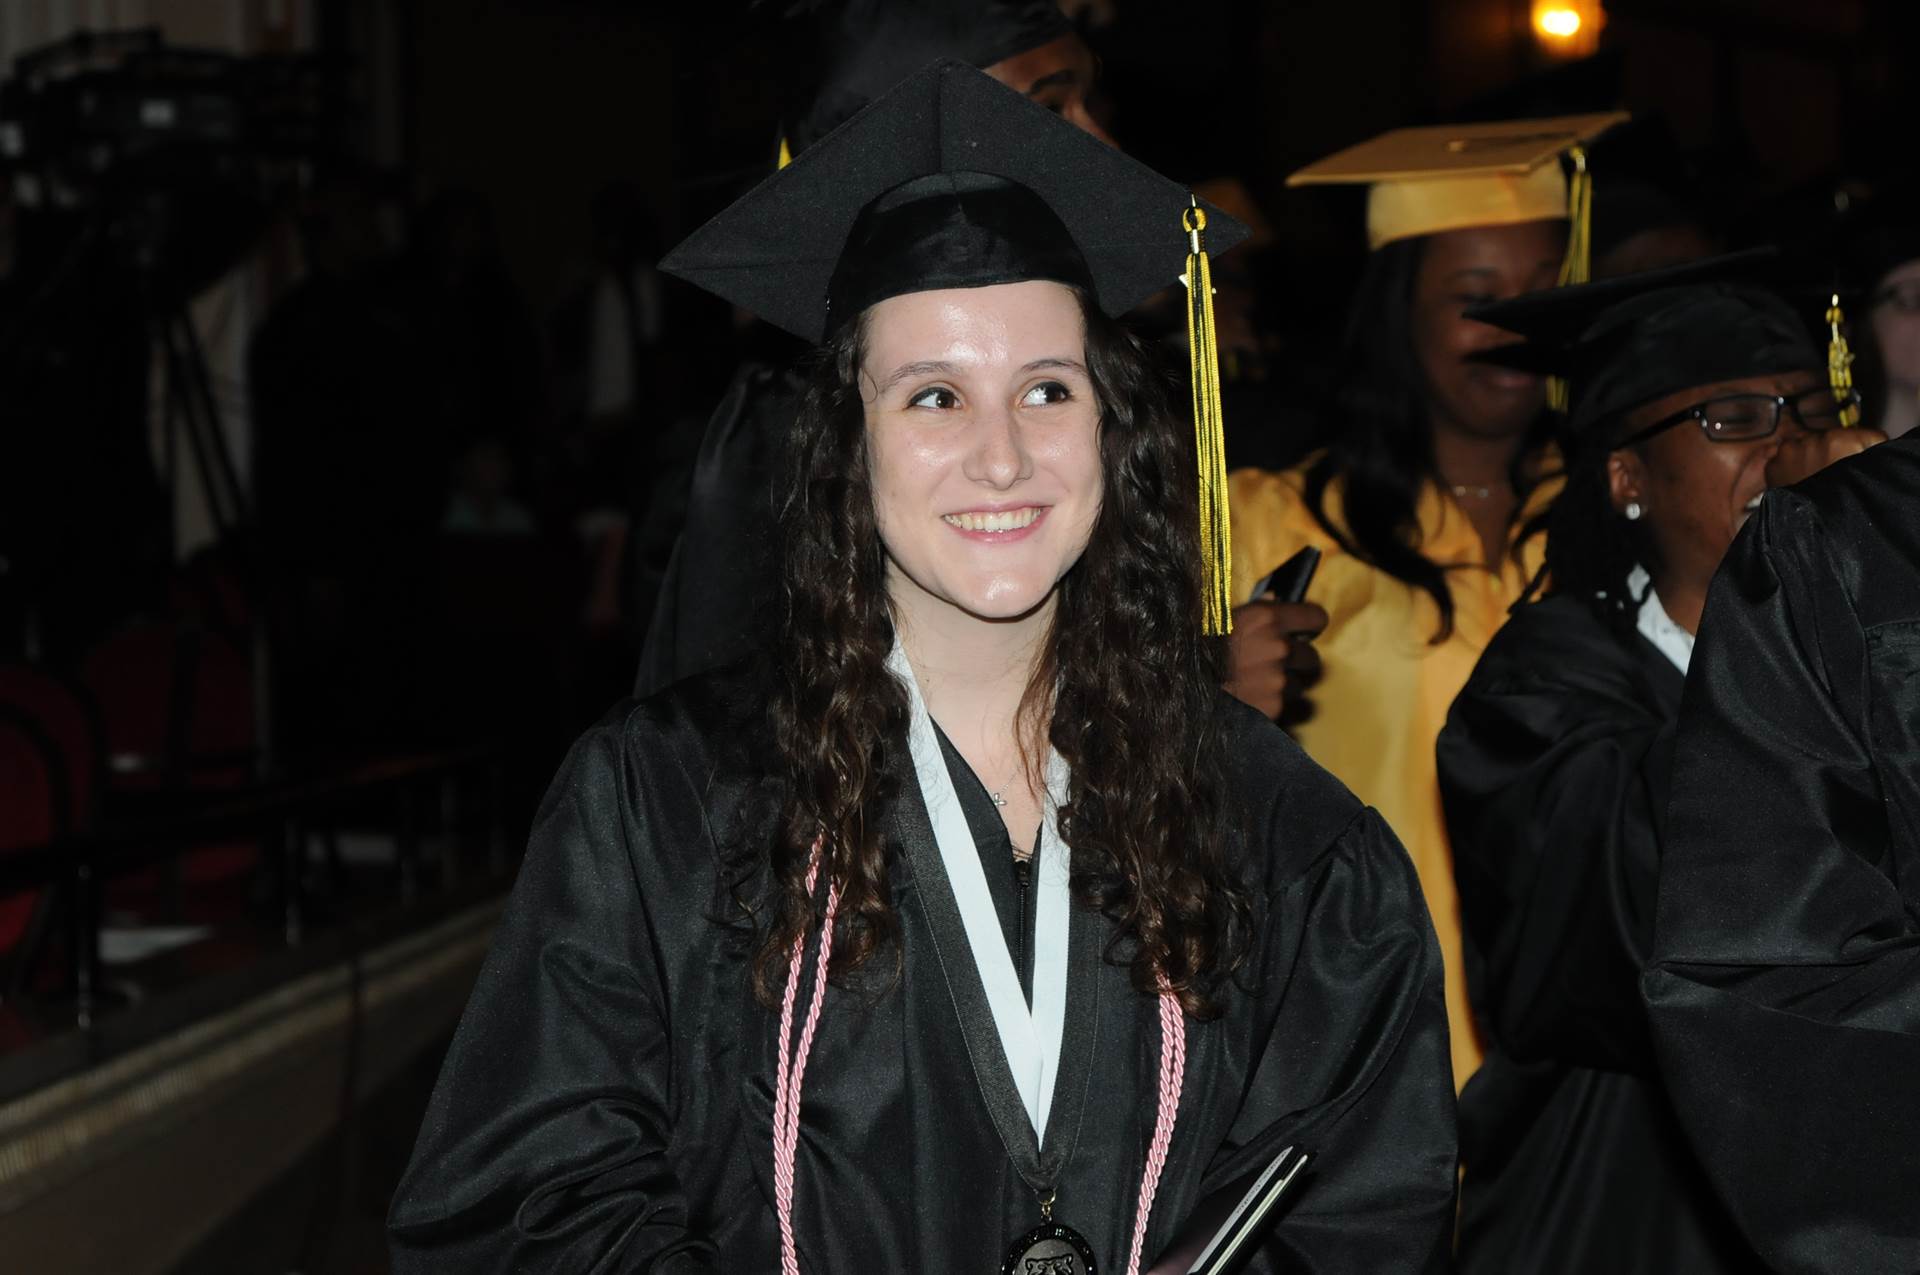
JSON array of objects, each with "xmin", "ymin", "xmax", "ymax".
[{"xmin": 1629, "ymin": 564, "xmax": 1694, "ymax": 675}]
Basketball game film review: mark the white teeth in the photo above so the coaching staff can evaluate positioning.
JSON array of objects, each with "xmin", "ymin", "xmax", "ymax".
[{"xmin": 944, "ymin": 507, "xmax": 1041, "ymax": 533}]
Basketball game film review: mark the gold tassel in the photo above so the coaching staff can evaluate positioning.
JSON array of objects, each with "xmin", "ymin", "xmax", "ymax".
[
  {"xmin": 1547, "ymin": 145, "xmax": 1593, "ymax": 413},
  {"xmin": 1826, "ymin": 292, "xmax": 1862, "ymax": 427},
  {"xmin": 777, "ymin": 135, "xmax": 793, "ymax": 170},
  {"xmin": 1184, "ymin": 199, "xmax": 1232, "ymax": 635}
]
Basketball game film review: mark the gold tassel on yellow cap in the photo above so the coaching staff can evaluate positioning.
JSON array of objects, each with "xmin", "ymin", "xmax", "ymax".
[
  {"xmin": 1555, "ymin": 147, "xmax": 1593, "ymax": 288},
  {"xmin": 1826, "ymin": 291, "xmax": 1862, "ymax": 427},
  {"xmin": 1547, "ymin": 144, "xmax": 1593, "ymax": 412},
  {"xmin": 1183, "ymin": 198, "xmax": 1232, "ymax": 635}
]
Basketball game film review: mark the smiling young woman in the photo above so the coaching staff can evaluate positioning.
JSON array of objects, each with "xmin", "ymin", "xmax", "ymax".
[
  {"xmin": 853, "ymin": 283, "xmax": 1105, "ymax": 854},
  {"xmin": 637, "ymin": 0, "xmax": 1118, "ymax": 702},
  {"xmin": 389, "ymin": 61, "xmax": 1456, "ymax": 1275},
  {"xmin": 863, "ymin": 283, "xmax": 1104, "ymax": 631}
]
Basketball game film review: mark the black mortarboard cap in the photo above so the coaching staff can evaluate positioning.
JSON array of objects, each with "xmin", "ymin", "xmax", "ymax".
[
  {"xmin": 1469, "ymin": 249, "xmax": 1822, "ymax": 438},
  {"xmin": 659, "ymin": 58, "xmax": 1247, "ymax": 344}
]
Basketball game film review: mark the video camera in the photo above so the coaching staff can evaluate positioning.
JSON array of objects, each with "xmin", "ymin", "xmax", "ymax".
[{"xmin": 0, "ymin": 27, "xmax": 333, "ymax": 304}]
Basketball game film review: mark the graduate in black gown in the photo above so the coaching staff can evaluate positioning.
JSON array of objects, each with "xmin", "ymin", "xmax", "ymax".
[
  {"xmin": 390, "ymin": 62, "xmax": 1456, "ymax": 1273},
  {"xmin": 1644, "ymin": 438, "xmax": 1919, "ymax": 1272},
  {"xmin": 635, "ymin": 0, "xmax": 1113, "ymax": 698},
  {"xmin": 1435, "ymin": 255, "xmax": 1883, "ymax": 1273}
]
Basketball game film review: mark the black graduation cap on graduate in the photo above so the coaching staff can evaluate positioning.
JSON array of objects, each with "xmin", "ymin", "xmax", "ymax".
[
  {"xmin": 658, "ymin": 57, "xmax": 1250, "ymax": 633},
  {"xmin": 1468, "ymin": 249, "xmax": 1824, "ymax": 438},
  {"xmin": 658, "ymin": 57, "xmax": 1248, "ymax": 345}
]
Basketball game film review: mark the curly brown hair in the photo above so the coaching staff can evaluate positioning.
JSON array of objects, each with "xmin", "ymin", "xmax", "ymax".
[{"xmin": 756, "ymin": 289, "xmax": 1250, "ymax": 1018}]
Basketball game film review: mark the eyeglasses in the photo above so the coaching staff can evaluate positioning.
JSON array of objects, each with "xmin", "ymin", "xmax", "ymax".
[{"xmin": 1616, "ymin": 385, "xmax": 1858, "ymax": 449}]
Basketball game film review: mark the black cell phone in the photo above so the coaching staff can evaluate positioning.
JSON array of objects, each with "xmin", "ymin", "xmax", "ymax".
[{"xmin": 1257, "ymin": 546, "xmax": 1321, "ymax": 604}]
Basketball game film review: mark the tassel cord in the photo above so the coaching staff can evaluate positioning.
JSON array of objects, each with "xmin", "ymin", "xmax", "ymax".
[
  {"xmin": 1827, "ymin": 292, "xmax": 1862, "ymax": 428},
  {"xmin": 1183, "ymin": 202, "xmax": 1233, "ymax": 635},
  {"xmin": 1547, "ymin": 145, "xmax": 1592, "ymax": 413}
]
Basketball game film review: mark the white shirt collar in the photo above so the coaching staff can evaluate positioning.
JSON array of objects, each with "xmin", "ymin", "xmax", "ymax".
[{"xmin": 1628, "ymin": 564, "xmax": 1693, "ymax": 675}]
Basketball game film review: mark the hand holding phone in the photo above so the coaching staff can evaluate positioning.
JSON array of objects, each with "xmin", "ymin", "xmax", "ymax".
[
  {"xmin": 1226, "ymin": 548, "xmax": 1328, "ymax": 720},
  {"xmin": 1255, "ymin": 546, "xmax": 1321, "ymax": 607}
]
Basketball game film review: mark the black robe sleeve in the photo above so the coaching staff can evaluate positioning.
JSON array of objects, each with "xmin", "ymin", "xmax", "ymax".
[
  {"xmin": 1229, "ymin": 806, "xmax": 1459, "ymax": 1272},
  {"xmin": 1644, "ymin": 442, "xmax": 1920, "ymax": 1275},
  {"xmin": 388, "ymin": 714, "xmax": 723, "ymax": 1274},
  {"xmin": 1201, "ymin": 699, "xmax": 1457, "ymax": 1273},
  {"xmin": 1437, "ymin": 598, "xmax": 1681, "ymax": 1074}
]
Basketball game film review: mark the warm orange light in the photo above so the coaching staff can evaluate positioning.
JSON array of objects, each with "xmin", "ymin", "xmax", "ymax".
[
  {"xmin": 1531, "ymin": 0, "xmax": 1602, "ymax": 56},
  {"xmin": 1537, "ymin": 7, "xmax": 1581, "ymax": 38}
]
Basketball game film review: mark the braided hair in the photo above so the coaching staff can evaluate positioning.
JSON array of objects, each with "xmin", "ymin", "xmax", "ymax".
[{"xmin": 1533, "ymin": 423, "xmax": 1645, "ymax": 641}]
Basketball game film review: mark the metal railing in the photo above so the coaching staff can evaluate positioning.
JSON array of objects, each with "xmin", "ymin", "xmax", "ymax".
[{"xmin": 0, "ymin": 744, "xmax": 510, "ymax": 1029}]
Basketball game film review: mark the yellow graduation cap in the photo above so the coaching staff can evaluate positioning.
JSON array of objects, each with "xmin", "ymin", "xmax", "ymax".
[
  {"xmin": 1291, "ymin": 113, "xmax": 1627, "ymax": 409},
  {"xmin": 1287, "ymin": 113, "xmax": 1628, "ymax": 253}
]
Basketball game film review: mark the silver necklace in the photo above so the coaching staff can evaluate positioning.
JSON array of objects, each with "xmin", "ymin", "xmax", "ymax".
[
  {"xmin": 989, "ymin": 759, "xmax": 1028, "ymax": 810},
  {"xmin": 989, "ymin": 780, "xmax": 1037, "ymax": 873},
  {"xmin": 1449, "ymin": 483, "xmax": 1495, "ymax": 501}
]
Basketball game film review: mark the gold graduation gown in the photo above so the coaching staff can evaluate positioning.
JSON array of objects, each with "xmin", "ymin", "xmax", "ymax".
[{"xmin": 1229, "ymin": 456, "xmax": 1558, "ymax": 1088}]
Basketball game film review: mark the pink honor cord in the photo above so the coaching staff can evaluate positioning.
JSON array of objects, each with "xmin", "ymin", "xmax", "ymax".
[
  {"xmin": 1125, "ymin": 988, "xmax": 1186, "ymax": 1275},
  {"xmin": 772, "ymin": 845, "xmax": 840, "ymax": 1275},
  {"xmin": 772, "ymin": 844, "xmax": 1185, "ymax": 1275}
]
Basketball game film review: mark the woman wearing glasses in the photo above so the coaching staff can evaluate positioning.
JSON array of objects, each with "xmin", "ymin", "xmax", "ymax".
[{"xmin": 1432, "ymin": 257, "xmax": 1881, "ymax": 1274}]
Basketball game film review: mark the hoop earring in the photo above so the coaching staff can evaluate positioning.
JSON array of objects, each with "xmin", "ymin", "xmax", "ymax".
[{"xmin": 1624, "ymin": 501, "xmax": 1643, "ymax": 521}]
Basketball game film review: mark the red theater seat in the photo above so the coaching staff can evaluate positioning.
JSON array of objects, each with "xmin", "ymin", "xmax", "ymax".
[
  {"xmin": 0, "ymin": 664, "xmax": 102, "ymax": 832},
  {"xmin": 0, "ymin": 709, "xmax": 60, "ymax": 958},
  {"xmin": 80, "ymin": 622, "xmax": 260, "ymax": 919}
]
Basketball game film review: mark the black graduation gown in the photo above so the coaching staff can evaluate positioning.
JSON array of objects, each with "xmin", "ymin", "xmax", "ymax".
[
  {"xmin": 633, "ymin": 362, "xmax": 798, "ymax": 699},
  {"xmin": 1436, "ymin": 594, "xmax": 1757, "ymax": 1273},
  {"xmin": 1643, "ymin": 434, "xmax": 1920, "ymax": 1274},
  {"xmin": 387, "ymin": 666, "xmax": 1458, "ymax": 1272}
]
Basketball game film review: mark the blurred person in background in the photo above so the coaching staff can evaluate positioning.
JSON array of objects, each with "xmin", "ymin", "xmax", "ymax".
[
  {"xmin": 1228, "ymin": 115, "xmax": 1622, "ymax": 1088},
  {"xmin": 546, "ymin": 180, "xmax": 677, "ymax": 671},
  {"xmin": 582, "ymin": 179, "xmax": 669, "ymax": 435},
  {"xmin": 1846, "ymin": 187, "xmax": 1920, "ymax": 438},
  {"xmin": 1863, "ymin": 256, "xmax": 1920, "ymax": 437},
  {"xmin": 1438, "ymin": 254, "xmax": 1881, "ymax": 1273},
  {"xmin": 401, "ymin": 188, "xmax": 544, "ymax": 510},
  {"xmin": 549, "ymin": 178, "xmax": 673, "ymax": 527},
  {"xmin": 442, "ymin": 439, "xmax": 536, "ymax": 538},
  {"xmin": 249, "ymin": 165, "xmax": 434, "ymax": 761}
]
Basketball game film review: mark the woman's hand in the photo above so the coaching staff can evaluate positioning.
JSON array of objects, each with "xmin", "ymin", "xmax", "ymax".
[
  {"xmin": 1226, "ymin": 599, "xmax": 1328, "ymax": 720},
  {"xmin": 1766, "ymin": 426, "xmax": 1887, "ymax": 488}
]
